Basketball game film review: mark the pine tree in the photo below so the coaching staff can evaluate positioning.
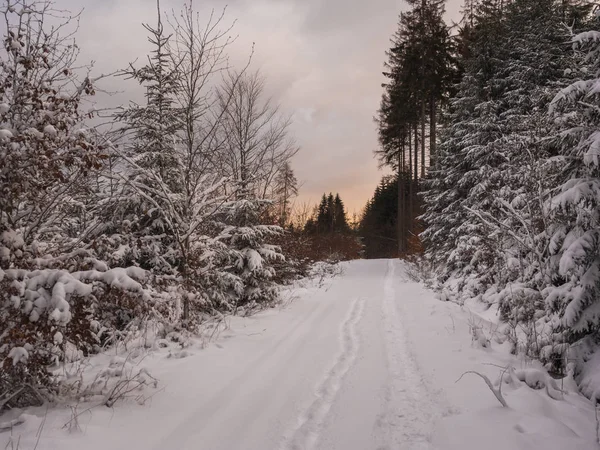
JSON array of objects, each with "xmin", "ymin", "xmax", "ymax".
[
  {"xmin": 221, "ymin": 198, "xmax": 283, "ymax": 310},
  {"xmin": 486, "ymin": 0, "xmax": 575, "ymax": 320},
  {"xmin": 359, "ymin": 177, "xmax": 399, "ymax": 258},
  {"xmin": 376, "ymin": 0, "xmax": 453, "ymax": 255},
  {"xmin": 333, "ymin": 194, "xmax": 349, "ymax": 233},
  {"xmin": 104, "ymin": 2, "xmax": 251, "ymax": 319},
  {"xmin": 545, "ymin": 19, "xmax": 600, "ymax": 348},
  {"xmin": 103, "ymin": 0, "xmax": 182, "ymax": 276},
  {"xmin": 422, "ymin": 0, "xmax": 592, "ymax": 367},
  {"xmin": 422, "ymin": 0, "xmax": 509, "ymax": 288}
]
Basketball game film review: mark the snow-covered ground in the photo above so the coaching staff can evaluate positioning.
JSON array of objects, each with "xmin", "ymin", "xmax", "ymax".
[{"xmin": 1, "ymin": 259, "xmax": 597, "ymax": 450}]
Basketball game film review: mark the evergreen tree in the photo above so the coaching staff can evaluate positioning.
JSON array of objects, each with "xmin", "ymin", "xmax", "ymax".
[
  {"xmin": 333, "ymin": 194, "xmax": 349, "ymax": 233},
  {"xmin": 326, "ymin": 193, "xmax": 335, "ymax": 232},
  {"xmin": 220, "ymin": 198, "xmax": 283, "ymax": 310},
  {"xmin": 315, "ymin": 194, "xmax": 329, "ymax": 234},
  {"xmin": 488, "ymin": 0, "xmax": 576, "ymax": 320},
  {"xmin": 359, "ymin": 177, "xmax": 399, "ymax": 258},
  {"xmin": 546, "ymin": 18, "xmax": 600, "ymax": 349},
  {"xmin": 103, "ymin": 2, "xmax": 252, "ymax": 319},
  {"xmin": 306, "ymin": 192, "xmax": 351, "ymax": 235},
  {"xmin": 422, "ymin": 0, "xmax": 593, "ymax": 370},
  {"xmin": 376, "ymin": 0, "xmax": 454, "ymax": 254},
  {"xmin": 422, "ymin": 0, "xmax": 508, "ymax": 287},
  {"xmin": 104, "ymin": 0, "xmax": 182, "ymax": 275}
]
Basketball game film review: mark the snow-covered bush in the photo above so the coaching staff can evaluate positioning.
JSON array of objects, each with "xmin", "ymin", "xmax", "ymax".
[
  {"xmin": 0, "ymin": 1, "xmax": 114, "ymax": 407},
  {"xmin": 221, "ymin": 199, "xmax": 284, "ymax": 310},
  {"xmin": 0, "ymin": 260, "xmax": 163, "ymax": 409},
  {"xmin": 0, "ymin": 2, "xmax": 105, "ymax": 260}
]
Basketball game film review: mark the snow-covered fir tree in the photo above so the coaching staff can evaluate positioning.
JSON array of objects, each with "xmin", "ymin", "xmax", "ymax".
[
  {"xmin": 107, "ymin": 3, "xmax": 253, "ymax": 320},
  {"xmin": 220, "ymin": 196, "xmax": 283, "ymax": 311},
  {"xmin": 422, "ymin": 0, "xmax": 509, "ymax": 295},
  {"xmin": 422, "ymin": 0, "xmax": 595, "ymax": 373},
  {"xmin": 101, "ymin": 1, "xmax": 182, "ymax": 276},
  {"xmin": 546, "ymin": 21, "xmax": 600, "ymax": 356},
  {"xmin": 273, "ymin": 162, "xmax": 298, "ymax": 227}
]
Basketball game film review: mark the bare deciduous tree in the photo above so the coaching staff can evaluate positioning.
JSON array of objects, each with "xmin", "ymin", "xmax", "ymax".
[
  {"xmin": 274, "ymin": 161, "xmax": 298, "ymax": 227},
  {"xmin": 215, "ymin": 70, "xmax": 299, "ymax": 200}
]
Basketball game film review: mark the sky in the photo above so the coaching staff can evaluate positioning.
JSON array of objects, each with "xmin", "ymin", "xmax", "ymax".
[{"xmin": 67, "ymin": 0, "xmax": 463, "ymax": 216}]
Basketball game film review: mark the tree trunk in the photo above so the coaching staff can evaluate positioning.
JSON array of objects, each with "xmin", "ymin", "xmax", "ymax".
[
  {"xmin": 181, "ymin": 260, "xmax": 189, "ymax": 321},
  {"xmin": 430, "ymin": 97, "xmax": 437, "ymax": 169},
  {"xmin": 409, "ymin": 126, "xmax": 414, "ymax": 244},
  {"xmin": 421, "ymin": 99, "xmax": 426, "ymax": 179},
  {"xmin": 398, "ymin": 141, "xmax": 405, "ymax": 256}
]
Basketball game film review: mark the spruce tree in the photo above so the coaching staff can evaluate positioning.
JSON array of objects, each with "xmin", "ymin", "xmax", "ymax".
[
  {"xmin": 274, "ymin": 162, "xmax": 298, "ymax": 227},
  {"xmin": 422, "ymin": 0, "xmax": 508, "ymax": 289},
  {"xmin": 333, "ymin": 194, "xmax": 349, "ymax": 233},
  {"xmin": 546, "ymin": 18, "xmax": 600, "ymax": 348},
  {"xmin": 359, "ymin": 177, "xmax": 399, "ymax": 259},
  {"xmin": 104, "ymin": 0, "xmax": 182, "ymax": 275},
  {"xmin": 376, "ymin": 0, "xmax": 453, "ymax": 255}
]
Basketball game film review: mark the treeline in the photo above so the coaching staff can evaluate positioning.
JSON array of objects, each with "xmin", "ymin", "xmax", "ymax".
[
  {"xmin": 374, "ymin": 0, "xmax": 453, "ymax": 255},
  {"xmin": 375, "ymin": 0, "xmax": 600, "ymax": 388},
  {"xmin": 275, "ymin": 193, "xmax": 361, "ymax": 268},
  {"xmin": 305, "ymin": 193, "xmax": 350, "ymax": 234},
  {"xmin": 0, "ymin": 0, "xmax": 302, "ymax": 406},
  {"xmin": 359, "ymin": 175, "xmax": 426, "ymax": 259}
]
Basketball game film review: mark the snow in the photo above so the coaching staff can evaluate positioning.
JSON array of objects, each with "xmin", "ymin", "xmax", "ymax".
[
  {"xmin": 1, "ymin": 260, "xmax": 596, "ymax": 450},
  {"xmin": 579, "ymin": 349, "xmax": 600, "ymax": 402},
  {"xmin": 43, "ymin": 124, "xmax": 57, "ymax": 137},
  {"xmin": 8, "ymin": 347, "xmax": 29, "ymax": 366},
  {"xmin": 0, "ymin": 229, "xmax": 23, "ymax": 249},
  {"xmin": 54, "ymin": 331, "xmax": 63, "ymax": 345}
]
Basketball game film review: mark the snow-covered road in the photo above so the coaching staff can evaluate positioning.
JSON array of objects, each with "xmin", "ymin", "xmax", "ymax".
[
  {"xmin": 155, "ymin": 259, "xmax": 434, "ymax": 450},
  {"xmin": 2, "ymin": 260, "xmax": 596, "ymax": 450}
]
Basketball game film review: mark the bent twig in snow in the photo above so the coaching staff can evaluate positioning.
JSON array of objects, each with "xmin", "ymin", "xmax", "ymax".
[{"xmin": 456, "ymin": 371, "xmax": 508, "ymax": 407}]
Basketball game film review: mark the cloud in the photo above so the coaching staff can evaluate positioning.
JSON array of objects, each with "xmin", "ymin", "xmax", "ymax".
[{"xmin": 62, "ymin": 0, "xmax": 463, "ymax": 214}]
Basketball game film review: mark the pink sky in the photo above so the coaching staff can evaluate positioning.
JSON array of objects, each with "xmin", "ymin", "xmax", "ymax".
[{"xmin": 70, "ymin": 0, "xmax": 463, "ymax": 216}]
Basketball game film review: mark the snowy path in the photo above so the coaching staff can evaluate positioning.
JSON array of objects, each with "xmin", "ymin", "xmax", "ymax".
[{"xmin": 2, "ymin": 260, "xmax": 597, "ymax": 450}]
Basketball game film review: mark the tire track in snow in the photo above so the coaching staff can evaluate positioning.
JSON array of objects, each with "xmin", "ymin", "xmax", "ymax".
[
  {"xmin": 282, "ymin": 295, "xmax": 366, "ymax": 450},
  {"xmin": 153, "ymin": 294, "xmax": 341, "ymax": 450},
  {"xmin": 375, "ymin": 259, "xmax": 438, "ymax": 450}
]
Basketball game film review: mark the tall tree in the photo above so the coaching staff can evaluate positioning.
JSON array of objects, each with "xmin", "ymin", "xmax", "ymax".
[
  {"xmin": 376, "ymin": 0, "xmax": 453, "ymax": 255},
  {"xmin": 274, "ymin": 162, "xmax": 298, "ymax": 227},
  {"xmin": 359, "ymin": 176, "xmax": 399, "ymax": 259},
  {"xmin": 421, "ymin": 0, "xmax": 509, "ymax": 284},
  {"xmin": 306, "ymin": 192, "xmax": 351, "ymax": 235},
  {"xmin": 333, "ymin": 194, "xmax": 349, "ymax": 233},
  {"xmin": 215, "ymin": 71, "xmax": 298, "ymax": 200},
  {"xmin": 546, "ymin": 21, "xmax": 600, "ymax": 351},
  {"xmin": 422, "ymin": 0, "xmax": 592, "ymax": 370},
  {"xmin": 107, "ymin": 3, "xmax": 249, "ymax": 319},
  {"xmin": 105, "ymin": 0, "xmax": 182, "ymax": 275}
]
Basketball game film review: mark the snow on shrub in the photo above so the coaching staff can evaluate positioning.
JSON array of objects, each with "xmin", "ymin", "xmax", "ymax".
[{"xmin": 0, "ymin": 261, "xmax": 169, "ymax": 410}]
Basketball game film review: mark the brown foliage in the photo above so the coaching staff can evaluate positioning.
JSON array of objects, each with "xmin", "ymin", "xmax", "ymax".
[{"xmin": 272, "ymin": 230, "xmax": 362, "ymax": 282}]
